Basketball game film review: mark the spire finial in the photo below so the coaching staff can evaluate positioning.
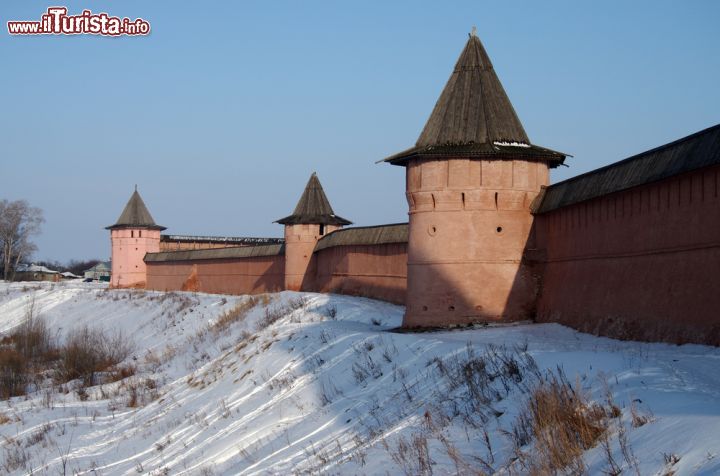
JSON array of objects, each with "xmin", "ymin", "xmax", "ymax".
[
  {"xmin": 134, "ymin": 184, "xmax": 137, "ymax": 192},
  {"xmin": 471, "ymin": 25, "xmax": 477, "ymax": 37}
]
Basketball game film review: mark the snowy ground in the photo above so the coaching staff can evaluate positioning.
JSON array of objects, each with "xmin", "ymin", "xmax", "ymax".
[{"xmin": 0, "ymin": 281, "xmax": 719, "ymax": 475}]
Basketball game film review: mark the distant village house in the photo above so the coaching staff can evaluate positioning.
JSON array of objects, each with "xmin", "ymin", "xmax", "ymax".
[
  {"xmin": 15, "ymin": 263, "xmax": 61, "ymax": 282},
  {"xmin": 84, "ymin": 261, "xmax": 111, "ymax": 281}
]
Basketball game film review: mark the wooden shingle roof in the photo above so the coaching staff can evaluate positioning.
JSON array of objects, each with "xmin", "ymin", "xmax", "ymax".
[
  {"xmin": 106, "ymin": 189, "xmax": 166, "ymax": 230},
  {"xmin": 275, "ymin": 173, "xmax": 352, "ymax": 226},
  {"xmin": 144, "ymin": 244, "xmax": 284, "ymax": 263},
  {"xmin": 314, "ymin": 223, "xmax": 408, "ymax": 252},
  {"xmin": 383, "ymin": 32, "xmax": 567, "ymax": 167},
  {"xmin": 533, "ymin": 124, "xmax": 720, "ymax": 214},
  {"xmin": 160, "ymin": 235, "xmax": 283, "ymax": 245}
]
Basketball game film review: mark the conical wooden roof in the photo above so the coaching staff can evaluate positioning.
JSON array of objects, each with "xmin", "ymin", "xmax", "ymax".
[
  {"xmin": 106, "ymin": 189, "xmax": 166, "ymax": 230},
  {"xmin": 383, "ymin": 32, "xmax": 567, "ymax": 166},
  {"xmin": 417, "ymin": 33, "xmax": 529, "ymax": 147},
  {"xmin": 275, "ymin": 173, "xmax": 352, "ymax": 226}
]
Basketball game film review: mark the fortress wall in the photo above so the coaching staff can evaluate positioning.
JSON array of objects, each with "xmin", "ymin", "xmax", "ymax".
[
  {"xmin": 146, "ymin": 256, "xmax": 284, "ymax": 295},
  {"xmin": 143, "ymin": 227, "xmax": 409, "ymax": 303},
  {"xmin": 312, "ymin": 242, "xmax": 407, "ymax": 305},
  {"xmin": 144, "ymin": 242, "xmax": 407, "ymax": 303},
  {"xmin": 535, "ymin": 164, "xmax": 720, "ymax": 345}
]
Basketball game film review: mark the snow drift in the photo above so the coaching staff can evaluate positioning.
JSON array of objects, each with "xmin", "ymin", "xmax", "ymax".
[{"xmin": 0, "ymin": 281, "xmax": 718, "ymax": 475}]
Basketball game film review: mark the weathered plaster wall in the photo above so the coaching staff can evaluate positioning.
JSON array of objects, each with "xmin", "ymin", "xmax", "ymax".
[
  {"xmin": 313, "ymin": 242, "xmax": 407, "ymax": 305},
  {"xmin": 110, "ymin": 228, "xmax": 161, "ymax": 288},
  {"xmin": 403, "ymin": 158, "xmax": 548, "ymax": 327},
  {"xmin": 535, "ymin": 164, "xmax": 720, "ymax": 345},
  {"xmin": 146, "ymin": 256, "xmax": 285, "ymax": 295},
  {"xmin": 141, "ymin": 162, "xmax": 720, "ymax": 344},
  {"xmin": 144, "ymin": 240, "xmax": 407, "ymax": 304}
]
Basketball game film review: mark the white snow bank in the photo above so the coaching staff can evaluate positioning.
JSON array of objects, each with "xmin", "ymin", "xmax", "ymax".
[{"xmin": 0, "ymin": 281, "xmax": 718, "ymax": 475}]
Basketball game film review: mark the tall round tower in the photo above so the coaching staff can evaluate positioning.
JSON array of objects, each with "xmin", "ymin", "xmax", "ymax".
[
  {"xmin": 276, "ymin": 173, "xmax": 351, "ymax": 291},
  {"xmin": 383, "ymin": 32, "xmax": 567, "ymax": 327},
  {"xmin": 106, "ymin": 187, "xmax": 166, "ymax": 288}
]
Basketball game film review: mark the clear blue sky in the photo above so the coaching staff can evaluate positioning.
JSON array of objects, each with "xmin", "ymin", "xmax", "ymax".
[{"xmin": 2, "ymin": 1, "xmax": 719, "ymax": 263}]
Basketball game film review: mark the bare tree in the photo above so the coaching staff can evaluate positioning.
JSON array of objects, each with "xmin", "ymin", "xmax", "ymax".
[{"xmin": 0, "ymin": 199, "xmax": 44, "ymax": 281}]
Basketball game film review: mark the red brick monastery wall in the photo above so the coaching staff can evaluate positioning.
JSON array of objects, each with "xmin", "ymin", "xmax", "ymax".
[
  {"xmin": 142, "ymin": 163, "xmax": 720, "ymax": 345},
  {"xmin": 534, "ymin": 164, "xmax": 720, "ymax": 345},
  {"xmin": 145, "ymin": 242, "xmax": 408, "ymax": 305},
  {"xmin": 311, "ymin": 242, "xmax": 407, "ymax": 305},
  {"xmin": 146, "ymin": 256, "xmax": 285, "ymax": 295}
]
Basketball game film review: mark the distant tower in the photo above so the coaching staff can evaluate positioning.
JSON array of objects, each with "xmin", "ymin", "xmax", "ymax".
[
  {"xmin": 383, "ymin": 32, "xmax": 567, "ymax": 327},
  {"xmin": 106, "ymin": 188, "xmax": 166, "ymax": 288},
  {"xmin": 276, "ymin": 173, "xmax": 351, "ymax": 291}
]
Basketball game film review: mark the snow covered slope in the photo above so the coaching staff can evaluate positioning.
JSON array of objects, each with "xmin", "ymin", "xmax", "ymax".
[{"xmin": 0, "ymin": 281, "xmax": 719, "ymax": 475}]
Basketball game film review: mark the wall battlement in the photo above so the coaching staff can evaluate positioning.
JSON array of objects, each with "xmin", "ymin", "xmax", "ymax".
[{"xmin": 160, "ymin": 235, "xmax": 283, "ymax": 251}]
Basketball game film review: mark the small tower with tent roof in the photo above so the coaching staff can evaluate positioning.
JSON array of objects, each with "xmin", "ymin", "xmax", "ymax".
[
  {"xmin": 275, "ymin": 173, "xmax": 351, "ymax": 291},
  {"xmin": 106, "ymin": 187, "xmax": 166, "ymax": 288}
]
